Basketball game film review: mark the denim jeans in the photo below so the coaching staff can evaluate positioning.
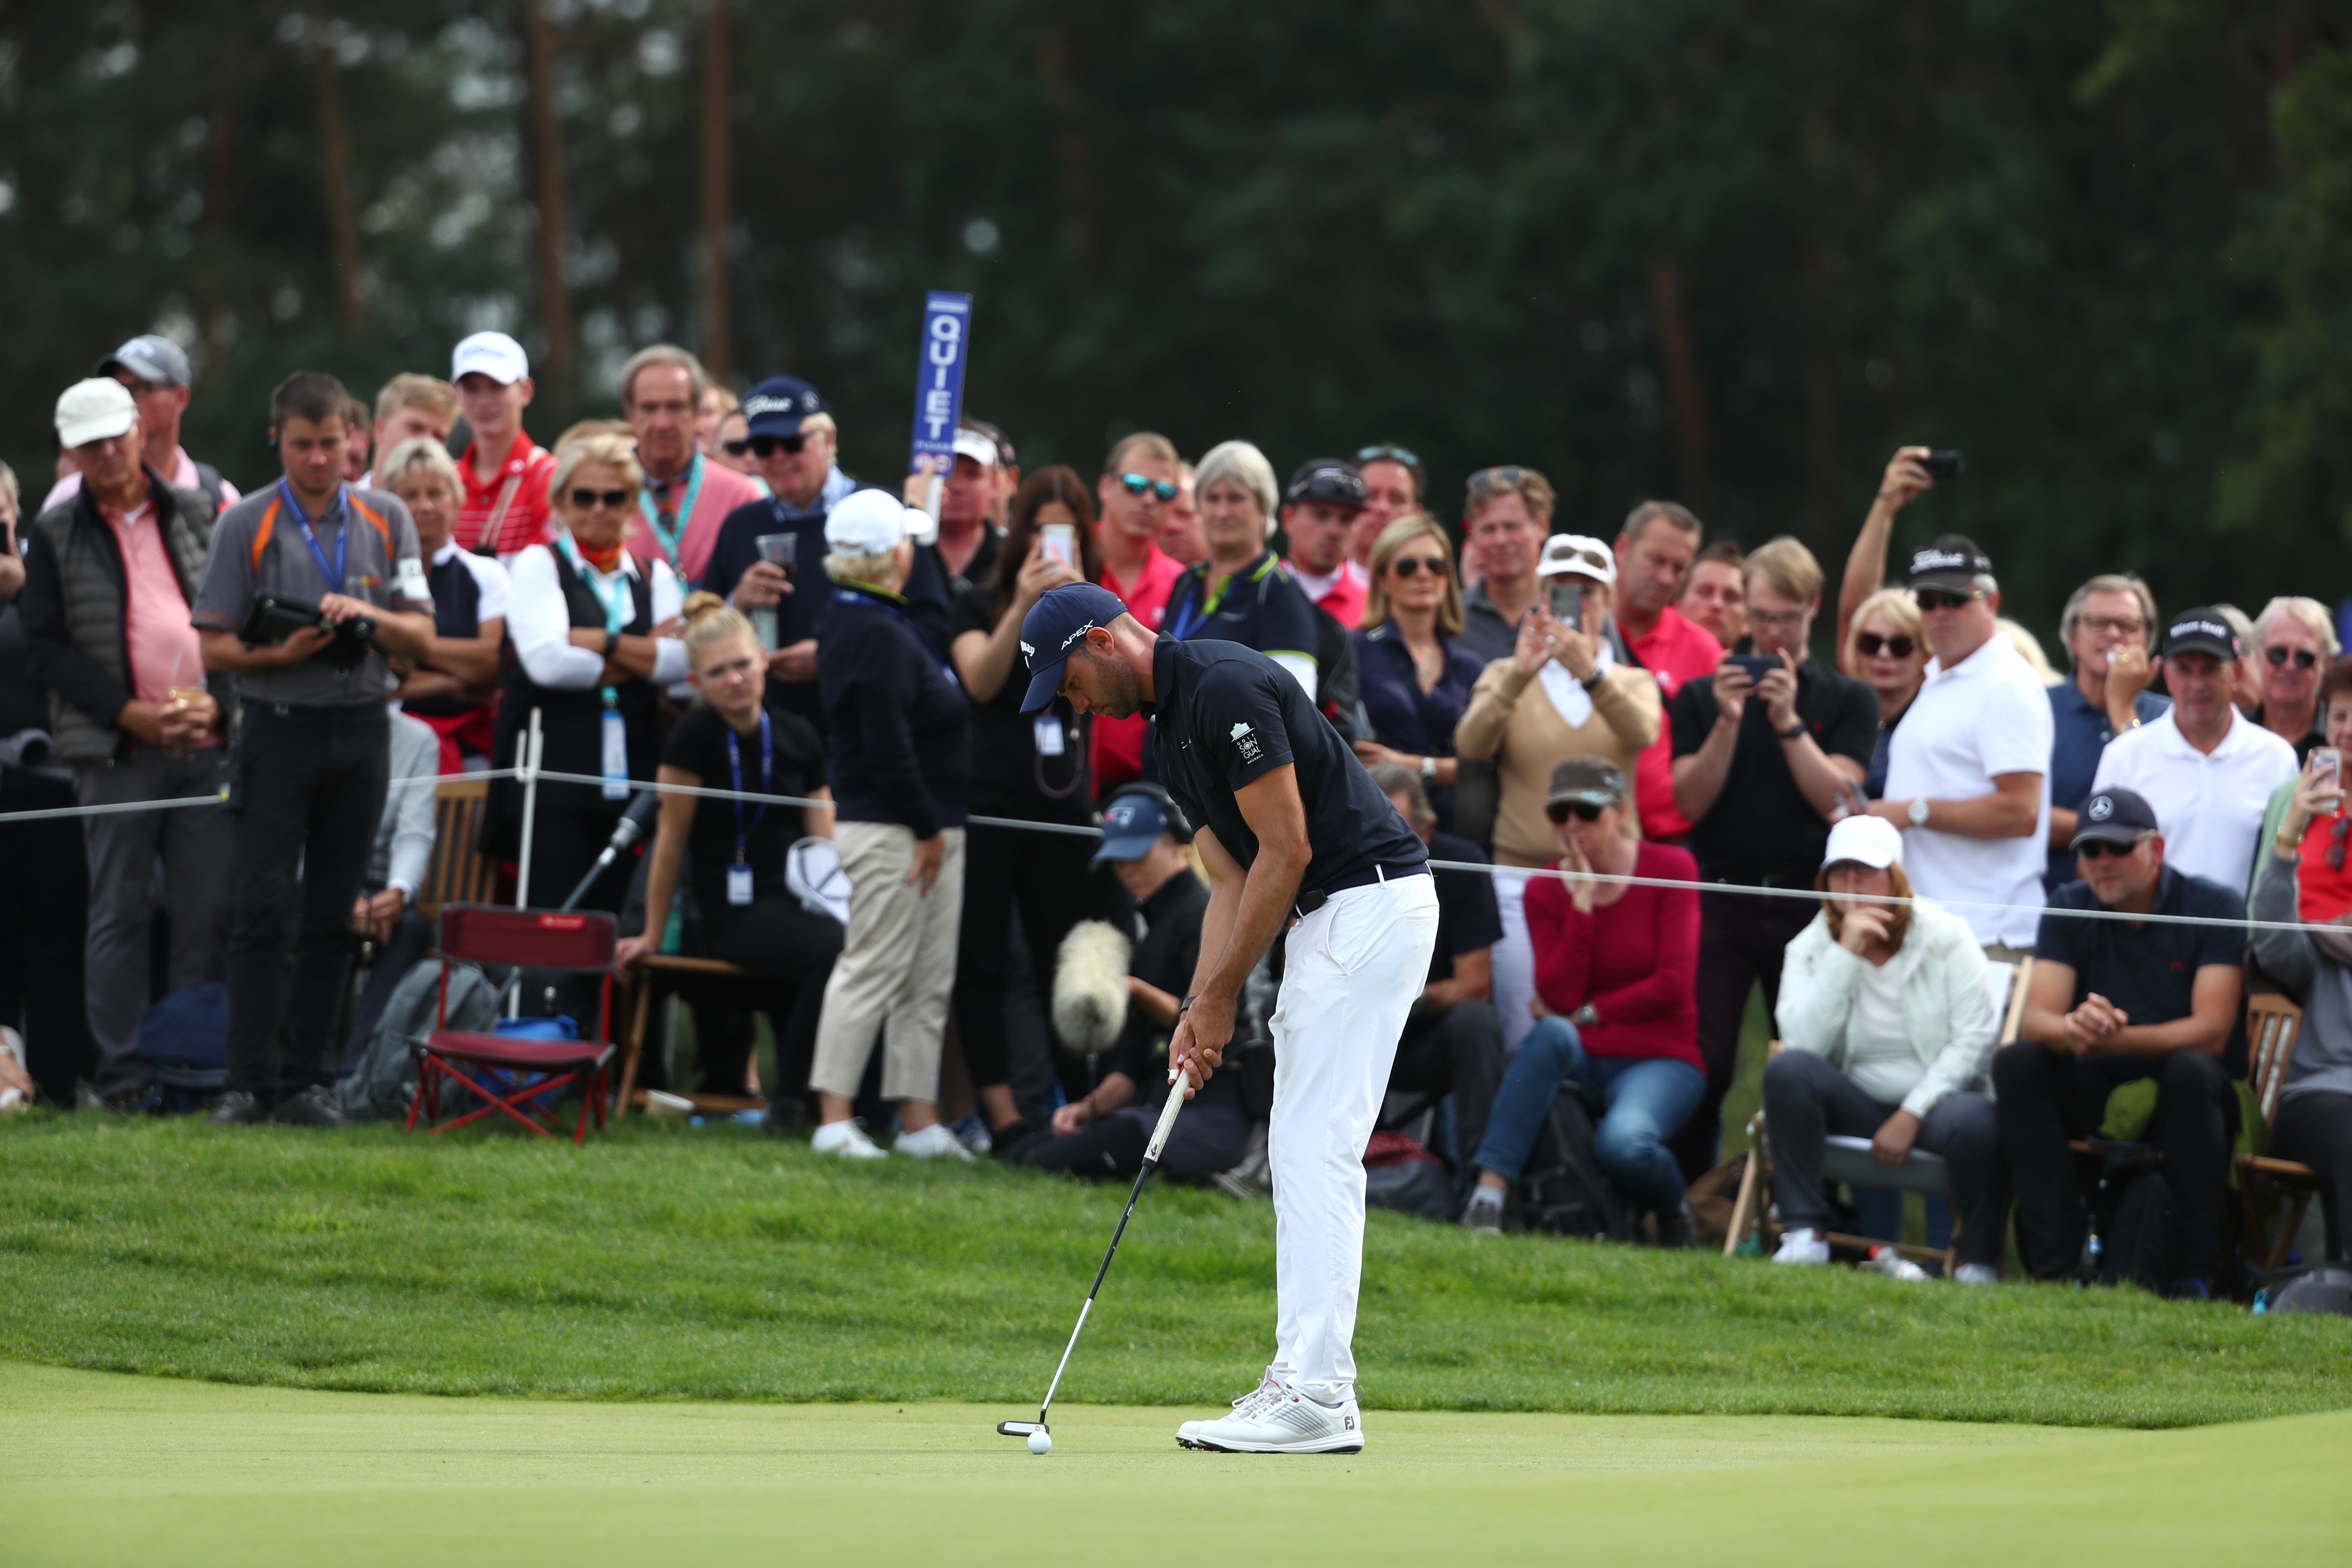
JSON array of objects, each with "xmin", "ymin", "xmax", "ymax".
[{"xmin": 1474, "ymin": 1016, "xmax": 1705, "ymax": 1215}]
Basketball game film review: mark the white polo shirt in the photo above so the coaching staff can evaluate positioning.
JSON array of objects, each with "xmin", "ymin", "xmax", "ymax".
[
  {"xmin": 1883, "ymin": 632, "xmax": 2054, "ymax": 947},
  {"xmin": 2089, "ymin": 707, "xmax": 2296, "ymax": 896}
]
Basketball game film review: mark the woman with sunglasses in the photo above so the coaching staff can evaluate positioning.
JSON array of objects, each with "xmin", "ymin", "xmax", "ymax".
[
  {"xmin": 494, "ymin": 432, "xmax": 687, "ymax": 915},
  {"xmin": 1456, "ymin": 757, "xmax": 1703, "ymax": 1244},
  {"xmin": 1350, "ymin": 514, "xmax": 1484, "ymax": 833},
  {"xmin": 1841, "ymin": 588, "xmax": 1929, "ymax": 799}
]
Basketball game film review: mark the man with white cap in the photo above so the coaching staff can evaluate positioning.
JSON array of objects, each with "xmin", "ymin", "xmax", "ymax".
[
  {"xmin": 449, "ymin": 331, "xmax": 556, "ymax": 559},
  {"xmin": 42, "ymin": 335, "xmax": 240, "ymax": 512},
  {"xmin": 18, "ymin": 378, "xmax": 233, "ymax": 1110},
  {"xmin": 931, "ymin": 422, "xmax": 1005, "ymax": 591}
]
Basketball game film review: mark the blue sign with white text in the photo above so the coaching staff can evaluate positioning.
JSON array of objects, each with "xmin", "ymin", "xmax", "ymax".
[{"xmin": 908, "ymin": 291, "xmax": 973, "ymax": 467}]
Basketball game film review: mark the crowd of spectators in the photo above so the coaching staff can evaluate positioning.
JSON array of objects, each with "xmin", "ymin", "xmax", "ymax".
[{"xmin": 3, "ymin": 323, "xmax": 2348, "ymax": 1302}]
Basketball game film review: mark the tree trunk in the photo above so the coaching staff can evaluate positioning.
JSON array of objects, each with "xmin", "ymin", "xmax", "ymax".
[
  {"xmin": 1646, "ymin": 251, "xmax": 1712, "ymax": 513},
  {"xmin": 312, "ymin": 38, "xmax": 365, "ymax": 333},
  {"xmin": 522, "ymin": 0, "xmax": 576, "ymax": 395},
  {"xmin": 697, "ymin": 0, "xmax": 734, "ymax": 379},
  {"xmin": 198, "ymin": 41, "xmax": 243, "ymax": 380}
]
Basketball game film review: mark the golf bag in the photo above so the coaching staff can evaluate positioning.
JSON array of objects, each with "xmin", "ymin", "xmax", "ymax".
[
  {"xmin": 335, "ymin": 960, "xmax": 498, "ymax": 1122},
  {"xmin": 1517, "ymin": 1087, "xmax": 1634, "ymax": 1240}
]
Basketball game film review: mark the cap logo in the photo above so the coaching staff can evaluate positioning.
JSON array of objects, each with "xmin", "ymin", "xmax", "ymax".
[
  {"xmin": 743, "ymin": 394, "xmax": 799, "ymax": 417},
  {"xmin": 2087, "ymin": 795, "xmax": 2113, "ymax": 821},
  {"xmin": 2171, "ymin": 618, "xmax": 2228, "ymax": 642},
  {"xmin": 1913, "ymin": 548, "xmax": 1969, "ymax": 570},
  {"xmin": 1019, "ymin": 640, "xmax": 1035, "ymax": 665},
  {"xmin": 1059, "ymin": 622, "xmax": 1098, "ymax": 652}
]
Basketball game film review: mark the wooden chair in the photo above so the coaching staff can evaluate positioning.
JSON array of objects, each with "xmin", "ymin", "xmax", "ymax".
[
  {"xmin": 614, "ymin": 953, "xmax": 757, "ymax": 1118},
  {"xmin": 416, "ymin": 777, "xmax": 496, "ymax": 919},
  {"xmin": 2236, "ymin": 993, "xmax": 2320, "ymax": 1269}
]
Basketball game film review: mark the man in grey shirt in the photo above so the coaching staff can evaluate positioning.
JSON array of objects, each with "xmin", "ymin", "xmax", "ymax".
[{"xmin": 192, "ymin": 371, "xmax": 433, "ymax": 1126}]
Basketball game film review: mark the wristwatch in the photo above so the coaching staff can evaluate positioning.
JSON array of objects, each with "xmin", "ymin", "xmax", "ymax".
[
  {"xmin": 602, "ymin": 630, "xmax": 619, "ymax": 658},
  {"xmin": 1775, "ymin": 719, "xmax": 1807, "ymax": 740},
  {"xmin": 1908, "ymin": 797, "xmax": 1932, "ymax": 827},
  {"xmin": 1578, "ymin": 666, "xmax": 1604, "ymax": 692},
  {"xmin": 1419, "ymin": 754, "xmax": 1438, "ymax": 785}
]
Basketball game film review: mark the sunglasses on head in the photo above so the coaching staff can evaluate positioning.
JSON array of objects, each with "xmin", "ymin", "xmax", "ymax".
[
  {"xmin": 748, "ymin": 434, "xmax": 809, "ymax": 459},
  {"xmin": 1467, "ymin": 465, "xmax": 1527, "ymax": 495},
  {"xmin": 1854, "ymin": 631, "xmax": 1917, "ymax": 659},
  {"xmin": 570, "ymin": 487, "xmax": 633, "ymax": 510},
  {"xmin": 1356, "ymin": 443, "xmax": 1422, "ymax": 472},
  {"xmin": 2266, "ymin": 645, "xmax": 2320, "ymax": 670},
  {"xmin": 1546, "ymin": 799, "xmax": 1608, "ymax": 824},
  {"xmin": 1914, "ymin": 588, "xmax": 1980, "ymax": 613},
  {"xmin": 1118, "ymin": 472, "xmax": 1179, "ymax": 502},
  {"xmin": 1389, "ymin": 554, "xmax": 1449, "ymax": 579},
  {"xmin": 2075, "ymin": 835, "xmax": 2147, "ymax": 860}
]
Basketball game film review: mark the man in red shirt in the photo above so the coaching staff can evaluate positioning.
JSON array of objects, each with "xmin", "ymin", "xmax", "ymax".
[
  {"xmin": 450, "ymin": 332, "xmax": 556, "ymax": 560},
  {"xmin": 1090, "ymin": 431, "xmax": 1188, "ymax": 792},
  {"xmin": 1279, "ymin": 456, "xmax": 1369, "ymax": 631},
  {"xmin": 1613, "ymin": 500, "xmax": 1721, "ymax": 841}
]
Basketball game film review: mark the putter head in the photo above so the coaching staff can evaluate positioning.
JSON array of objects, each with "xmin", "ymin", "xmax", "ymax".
[{"xmin": 996, "ymin": 1420, "xmax": 1047, "ymax": 1438}]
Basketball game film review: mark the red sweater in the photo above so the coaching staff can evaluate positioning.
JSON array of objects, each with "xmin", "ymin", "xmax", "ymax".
[{"xmin": 1523, "ymin": 839, "xmax": 1701, "ymax": 1070}]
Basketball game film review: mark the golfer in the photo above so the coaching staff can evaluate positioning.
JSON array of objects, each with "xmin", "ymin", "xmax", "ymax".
[{"xmin": 1020, "ymin": 583, "xmax": 1439, "ymax": 1454}]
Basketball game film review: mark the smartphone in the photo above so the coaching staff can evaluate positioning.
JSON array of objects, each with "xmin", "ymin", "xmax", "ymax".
[
  {"xmin": 1727, "ymin": 653, "xmax": 1779, "ymax": 681},
  {"xmin": 1040, "ymin": 523, "xmax": 1076, "ymax": 570},
  {"xmin": 755, "ymin": 532, "xmax": 798, "ymax": 579},
  {"xmin": 2316, "ymin": 748, "xmax": 2341, "ymax": 809},
  {"xmin": 1548, "ymin": 581, "xmax": 1583, "ymax": 625},
  {"xmin": 1921, "ymin": 450, "xmax": 1965, "ymax": 483}
]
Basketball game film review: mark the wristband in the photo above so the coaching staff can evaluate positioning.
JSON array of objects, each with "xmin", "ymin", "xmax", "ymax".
[
  {"xmin": 1578, "ymin": 666, "xmax": 1604, "ymax": 692},
  {"xmin": 602, "ymin": 630, "xmax": 619, "ymax": 658},
  {"xmin": 1775, "ymin": 719, "xmax": 1807, "ymax": 740},
  {"xmin": 1177, "ymin": 994, "xmax": 1197, "ymax": 1017}
]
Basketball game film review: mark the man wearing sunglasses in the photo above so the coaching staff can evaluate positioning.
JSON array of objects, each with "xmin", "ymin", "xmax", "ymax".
[
  {"xmin": 2002, "ymin": 787, "xmax": 2245, "ymax": 1297},
  {"xmin": 2046, "ymin": 574, "xmax": 2170, "ymax": 893},
  {"xmin": 2248, "ymin": 597, "xmax": 2340, "ymax": 762},
  {"xmin": 2089, "ymin": 608, "xmax": 2297, "ymax": 894}
]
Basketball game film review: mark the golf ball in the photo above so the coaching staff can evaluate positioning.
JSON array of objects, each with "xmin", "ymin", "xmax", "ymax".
[{"xmin": 1027, "ymin": 1431, "xmax": 1052, "ymax": 1455}]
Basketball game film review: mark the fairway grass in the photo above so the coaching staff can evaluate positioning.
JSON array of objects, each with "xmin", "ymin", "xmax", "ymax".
[
  {"xmin": 3, "ymin": 1117, "xmax": 2349, "ymax": 1427},
  {"xmin": 6, "ymin": 1361, "xmax": 2349, "ymax": 1567}
]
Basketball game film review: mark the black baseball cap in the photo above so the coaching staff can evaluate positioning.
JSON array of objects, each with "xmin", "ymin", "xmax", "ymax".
[
  {"xmin": 1093, "ymin": 787, "xmax": 1190, "ymax": 865},
  {"xmin": 1907, "ymin": 534, "xmax": 1993, "ymax": 594},
  {"xmin": 1020, "ymin": 582, "xmax": 1130, "ymax": 713},
  {"xmin": 1284, "ymin": 458, "xmax": 1366, "ymax": 511},
  {"xmin": 2070, "ymin": 787, "xmax": 2160, "ymax": 850},
  {"xmin": 742, "ymin": 376, "xmax": 823, "ymax": 438},
  {"xmin": 2162, "ymin": 606, "xmax": 2239, "ymax": 662}
]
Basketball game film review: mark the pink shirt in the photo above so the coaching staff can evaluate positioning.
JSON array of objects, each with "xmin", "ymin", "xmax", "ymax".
[
  {"xmin": 97, "ymin": 498, "xmax": 215, "ymax": 749},
  {"xmin": 1625, "ymin": 603, "xmax": 1722, "ymax": 841},
  {"xmin": 625, "ymin": 455, "xmax": 762, "ymax": 586},
  {"xmin": 1092, "ymin": 543, "xmax": 1191, "ymax": 791}
]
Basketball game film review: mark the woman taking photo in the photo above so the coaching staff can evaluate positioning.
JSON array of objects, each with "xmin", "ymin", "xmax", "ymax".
[
  {"xmin": 1841, "ymin": 587, "xmax": 1929, "ymax": 799},
  {"xmin": 1455, "ymin": 533, "xmax": 1660, "ymax": 1050},
  {"xmin": 807, "ymin": 489, "xmax": 972, "ymax": 1161},
  {"xmin": 378, "ymin": 437, "xmax": 506, "ymax": 773},
  {"xmin": 1764, "ymin": 814, "xmax": 2003, "ymax": 1280},
  {"xmin": 1459, "ymin": 758, "xmax": 1702, "ymax": 1243},
  {"xmin": 1350, "ymin": 513, "xmax": 1486, "ymax": 833},
  {"xmin": 614, "ymin": 595, "xmax": 840, "ymax": 1115},
  {"xmin": 495, "ymin": 432, "xmax": 685, "ymax": 913}
]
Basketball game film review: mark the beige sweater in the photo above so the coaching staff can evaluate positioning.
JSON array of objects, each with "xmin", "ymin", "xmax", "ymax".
[{"xmin": 1455, "ymin": 658, "xmax": 1661, "ymax": 868}]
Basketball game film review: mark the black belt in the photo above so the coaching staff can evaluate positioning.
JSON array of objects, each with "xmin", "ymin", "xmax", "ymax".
[{"xmin": 1293, "ymin": 861, "xmax": 1429, "ymax": 919}]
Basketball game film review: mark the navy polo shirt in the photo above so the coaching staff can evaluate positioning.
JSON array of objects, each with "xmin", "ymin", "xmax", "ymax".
[
  {"xmin": 1147, "ymin": 638, "xmax": 1425, "ymax": 894},
  {"xmin": 1354, "ymin": 623, "xmax": 1486, "ymax": 829},
  {"xmin": 2045, "ymin": 681, "xmax": 2171, "ymax": 891},
  {"xmin": 2035, "ymin": 866, "xmax": 2243, "ymax": 1056}
]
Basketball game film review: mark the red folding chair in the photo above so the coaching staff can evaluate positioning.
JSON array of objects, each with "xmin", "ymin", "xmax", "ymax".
[{"xmin": 407, "ymin": 904, "xmax": 619, "ymax": 1143}]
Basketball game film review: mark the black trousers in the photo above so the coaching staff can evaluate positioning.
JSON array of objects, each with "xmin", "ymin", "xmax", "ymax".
[
  {"xmin": 1992, "ymin": 1041, "xmax": 2238, "ymax": 1282},
  {"xmin": 2272, "ymin": 1090, "xmax": 2352, "ymax": 1262},
  {"xmin": 226, "ymin": 704, "xmax": 389, "ymax": 1100},
  {"xmin": 1675, "ymin": 890, "xmax": 1814, "ymax": 1181},
  {"xmin": 0, "ymin": 767, "xmax": 91, "ymax": 1103},
  {"xmin": 1760, "ymin": 1049, "xmax": 2006, "ymax": 1266},
  {"xmin": 954, "ymin": 821, "xmax": 1126, "ymax": 1096},
  {"xmin": 698, "ymin": 896, "xmax": 844, "ymax": 1101},
  {"xmin": 1014, "ymin": 1098, "xmax": 1250, "ymax": 1182},
  {"xmin": 1389, "ymin": 999, "xmax": 1504, "ymax": 1165}
]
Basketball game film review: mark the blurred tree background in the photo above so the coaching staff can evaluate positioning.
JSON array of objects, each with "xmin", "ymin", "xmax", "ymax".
[{"xmin": 0, "ymin": 0, "xmax": 2344, "ymax": 634}]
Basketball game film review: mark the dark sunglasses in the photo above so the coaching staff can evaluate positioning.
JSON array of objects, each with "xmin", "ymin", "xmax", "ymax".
[
  {"xmin": 720, "ymin": 439, "xmax": 750, "ymax": 457},
  {"xmin": 1467, "ymin": 465, "xmax": 1528, "ymax": 495},
  {"xmin": 1118, "ymin": 472, "xmax": 1179, "ymax": 502},
  {"xmin": 1914, "ymin": 588, "xmax": 1981, "ymax": 613},
  {"xmin": 2266, "ymin": 645, "xmax": 2320, "ymax": 671},
  {"xmin": 749, "ymin": 434, "xmax": 809, "ymax": 459},
  {"xmin": 1356, "ymin": 443, "xmax": 1423, "ymax": 473},
  {"xmin": 569, "ymin": 487, "xmax": 633, "ymax": 510},
  {"xmin": 1389, "ymin": 554, "xmax": 1449, "ymax": 579},
  {"xmin": 2075, "ymin": 836, "xmax": 2147, "ymax": 860},
  {"xmin": 1546, "ymin": 799, "xmax": 1608, "ymax": 824},
  {"xmin": 2330, "ymin": 816, "xmax": 2351, "ymax": 873},
  {"xmin": 1854, "ymin": 631, "xmax": 1918, "ymax": 659}
]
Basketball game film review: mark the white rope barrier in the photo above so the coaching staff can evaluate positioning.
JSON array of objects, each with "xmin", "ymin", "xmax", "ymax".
[{"xmin": 0, "ymin": 767, "xmax": 518, "ymax": 825}]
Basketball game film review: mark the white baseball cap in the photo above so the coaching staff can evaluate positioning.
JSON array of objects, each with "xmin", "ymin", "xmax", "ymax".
[
  {"xmin": 1536, "ymin": 533, "xmax": 1616, "ymax": 583},
  {"xmin": 450, "ymin": 331, "xmax": 530, "ymax": 385},
  {"xmin": 55, "ymin": 378, "xmax": 138, "ymax": 449},
  {"xmin": 1821, "ymin": 813, "xmax": 1903, "ymax": 872},
  {"xmin": 824, "ymin": 489, "xmax": 926, "ymax": 554}
]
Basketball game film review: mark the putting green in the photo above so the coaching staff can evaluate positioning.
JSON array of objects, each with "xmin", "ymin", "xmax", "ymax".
[{"xmin": 2, "ymin": 1361, "xmax": 2343, "ymax": 1566}]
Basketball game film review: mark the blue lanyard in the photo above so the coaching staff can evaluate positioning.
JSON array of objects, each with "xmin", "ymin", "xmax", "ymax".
[
  {"xmin": 554, "ymin": 530, "xmax": 631, "ymax": 704},
  {"xmin": 276, "ymin": 479, "xmax": 348, "ymax": 592},
  {"xmin": 724, "ymin": 710, "xmax": 772, "ymax": 865},
  {"xmin": 637, "ymin": 453, "xmax": 705, "ymax": 570}
]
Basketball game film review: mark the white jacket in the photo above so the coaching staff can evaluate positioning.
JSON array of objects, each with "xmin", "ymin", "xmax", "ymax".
[{"xmin": 1773, "ymin": 896, "xmax": 1997, "ymax": 1118}]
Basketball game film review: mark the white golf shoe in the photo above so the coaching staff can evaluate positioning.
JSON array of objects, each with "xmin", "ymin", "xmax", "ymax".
[
  {"xmin": 1176, "ymin": 1381, "xmax": 1364, "ymax": 1454},
  {"xmin": 894, "ymin": 1123, "xmax": 977, "ymax": 1161},
  {"xmin": 810, "ymin": 1119, "xmax": 888, "ymax": 1160},
  {"xmin": 1772, "ymin": 1227, "xmax": 1830, "ymax": 1265}
]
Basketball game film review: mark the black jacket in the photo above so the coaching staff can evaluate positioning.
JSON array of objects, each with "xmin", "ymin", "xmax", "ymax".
[{"xmin": 816, "ymin": 581, "xmax": 970, "ymax": 838}]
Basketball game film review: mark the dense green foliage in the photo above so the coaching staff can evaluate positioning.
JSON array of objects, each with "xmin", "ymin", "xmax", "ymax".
[{"xmin": 1, "ymin": 1115, "xmax": 2346, "ymax": 1428}]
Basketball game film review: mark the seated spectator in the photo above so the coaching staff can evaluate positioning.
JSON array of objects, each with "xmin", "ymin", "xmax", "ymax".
[
  {"xmin": 1677, "ymin": 538, "xmax": 1746, "ymax": 652},
  {"xmin": 1867, "ymin": 537, "xmax": 2049, "ymax": 961},
  {"xmin": 2251, "ymin": 731, "xmax": 2352, "ymax": 1261},
  {"xmin": 380, "ymin": 438, "xmax": 507, "ymax": 772},
  {"xmin": 345, "ymin": 709, "xmax": 441, "ymax": 1056},
  {"xmin": 1369, "ymin": 764, "xmax": 1505, "ymax": 1179},
  {"xmin": 1279, "ymin": 456, "xmax": 1369, "ymax": 630},
  {"xmin": 494, "ymin": 432, "xmax": 686, "ymax": 913},
  {"xmin": 1163, "ymin": 441, "xmax": 1323, "ymax": 700},
  {"xmin": 2046, "ymin": 575, "xmax": 2168, "ymax": 893},
  {"xmin": 1459, "ymin": 759, "xmax": 1703, "ymax": 1242},
  {"xmin": 2090, "ymin": 607, "xmax": 2297, "ymax": 896},
  {"xmin": 1764, "ymin": 815, "xmax": 2003, "ymax": 1281},
  {"xmin": 807, "ymin": 490, "xmax": 971, "ymax": 1161},
  {"xmin": 1841, "ymin": 587, "xmax": 1927, "ymax": 799},
  {"xmin": 1350, "ymin": 513, "xmax": 1486, "ymax": 833},
  {"xmin": 1456, "ymin": 533, "xmax": 1660, "ymax": 1050},
  {"xmin": 615, "ymin": 596, "xmax": 842, "ymax": 1116},
  {"xmin": 2249, "ymin": 596, "xmax": 2338, "ymax": 762},
  {"xmin": 2000, "ymin": 787, "xmax": 2244, "ymax": 1296},
  {"xmin": 1668, "ymin": 536, "xmax": 1877, "ymax": 1177},
  {"xmin": 1013, "ymin": 787, "xmax": 1249, "ymax": 1180},
  {"xmin": 1612, "ymin": 500, "xmax": 1721, "ymax": 842}
]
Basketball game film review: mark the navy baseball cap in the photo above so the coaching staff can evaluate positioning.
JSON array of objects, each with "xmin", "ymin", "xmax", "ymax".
[
  {"xmin": 1019, "ymin": 582, "xmax": 1130, "ymax": 713},
  {"xmin": 1093, "ymin": 788, "xmax": 1188, "ymax": 865},
  {"xmin": 742, "ymin": 376, "xmax": 823, "ymax": 438},
  {"xmin": 2071, "ymin": 786, "xmax": 2160, "ymax": 850}
]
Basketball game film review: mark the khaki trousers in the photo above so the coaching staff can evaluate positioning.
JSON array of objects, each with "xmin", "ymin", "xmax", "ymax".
[{"xmin": 808, "ymin": 822, "xmax": 965, "ymax": 1102}]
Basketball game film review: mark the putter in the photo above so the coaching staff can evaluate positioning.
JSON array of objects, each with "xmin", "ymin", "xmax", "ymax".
[{"xmin": 997, "ymin": 1074, "xmax": 1189, "ymax": 1444}]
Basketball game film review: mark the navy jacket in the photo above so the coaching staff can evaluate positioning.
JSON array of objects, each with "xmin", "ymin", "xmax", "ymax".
[{"xmin": 816, "ymin": 582, "xmax": 970, "ymax": 838}]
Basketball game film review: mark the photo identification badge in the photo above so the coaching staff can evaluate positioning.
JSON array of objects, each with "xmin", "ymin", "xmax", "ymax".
[
  {"xmin": 1034, "ymin": 716, "xmax": 1066, "ymax": 757},
  {"xmin": 727, "ymin": 862, "xmax": 754, "ymax": 906},
  {"xmin": 600, "ymin": 703, "xmax": 629, "ymax": 801}
]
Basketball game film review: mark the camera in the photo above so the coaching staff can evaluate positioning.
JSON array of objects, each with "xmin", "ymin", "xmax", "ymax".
[{"xmin": 1921, "ymin": 450, "xmax": 1965, "ymax": 483}]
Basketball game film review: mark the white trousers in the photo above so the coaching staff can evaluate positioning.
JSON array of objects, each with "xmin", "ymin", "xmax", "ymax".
[
  {"xmin": 808, "ymin": 823, "xmax": 965, "ymax": 1102},
  {"xmin": 1488, "ymin": 867, "xmax": 1536, "ymax": 1054},
  {"xmin": 1264, "ymin": 872, "xmax": 1440, "ymax": 1404}
]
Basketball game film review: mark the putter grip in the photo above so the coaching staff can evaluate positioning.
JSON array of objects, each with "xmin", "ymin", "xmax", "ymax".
[{"xmin": 1145, "ymin": 1071, "xmax": 1188, "ymax": 1164}]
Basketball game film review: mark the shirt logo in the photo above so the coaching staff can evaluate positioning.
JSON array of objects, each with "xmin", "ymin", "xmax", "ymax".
[{"xmin": 1230, "ymin": 721, "xmax": 1262, "ymax": 764}]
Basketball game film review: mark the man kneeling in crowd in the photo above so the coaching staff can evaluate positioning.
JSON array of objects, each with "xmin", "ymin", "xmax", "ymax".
[
  {"xmin": 1011, "ymin": 786, "xmax": 1250, "ymax": 1179},
  {"xmin": 2000, "ymin": 787, "xmax": 2244, "ymax": 1297}
]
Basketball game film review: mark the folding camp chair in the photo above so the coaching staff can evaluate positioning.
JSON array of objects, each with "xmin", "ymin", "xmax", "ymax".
[{"xmin": 407, "ymin": 904, "xmax": 618, "ymax": 1143}]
